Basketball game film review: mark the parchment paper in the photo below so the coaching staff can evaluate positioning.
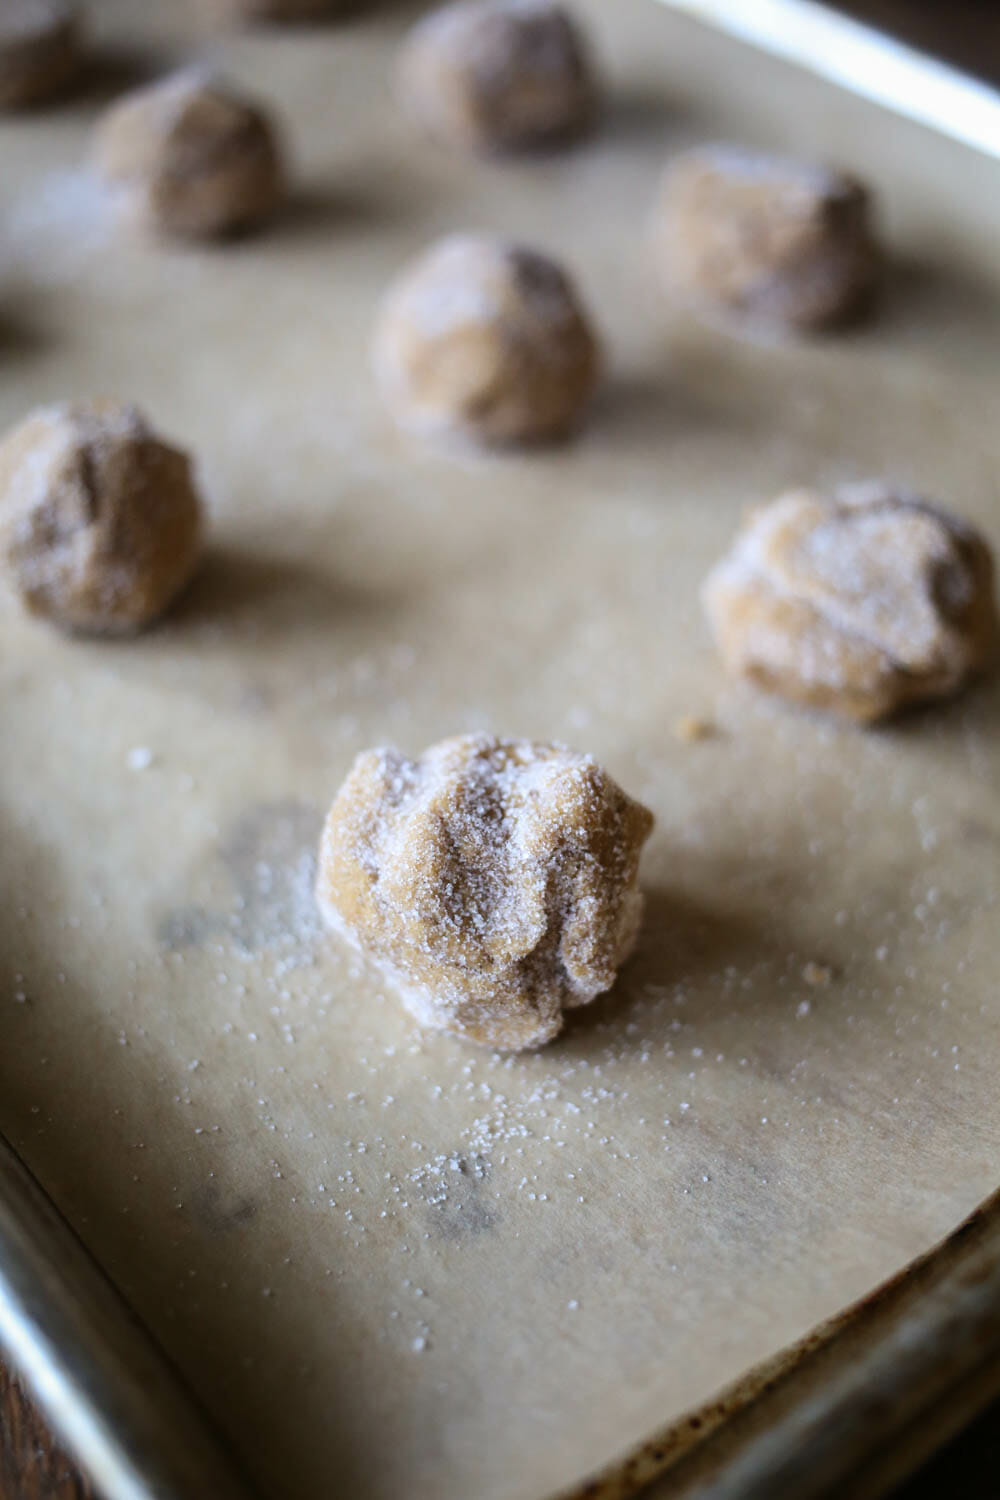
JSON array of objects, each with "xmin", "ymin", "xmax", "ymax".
[{"xmin": 2, "ymin": 4, "xmax": 1000, "ymax": 1498}]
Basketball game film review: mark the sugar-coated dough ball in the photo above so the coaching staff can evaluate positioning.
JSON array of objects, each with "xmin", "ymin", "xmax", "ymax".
[
  {"xmin": 373, "ymin": 234, "xmax": 600, "ymax": 445},
  {"xmin": 656, "ymin": 145, "xmax": 879, "ymax": 331},
  {"xmin": 316, "ymin": 735, "xmax": 654, "ymax": 1050},
  {"xmin": 0, "ymin": 0, "xmax": 80, "ymax": 110},
  {"xmin": 0, "ymin": 400, "xmax": 203, "ymax": 634},
  {"xmin": 203, "ymin": 0, "xmax": 349, "ymax": 22},
  {"xmin": 399, "ymin": 0, "xmax": 596, "ymax": 153},
  {"xmin": 93, "ymin": 72, "xmax": 285, "ymax": 239},
  {"xmin": 703, "ymin": 484, "xmax": 998, "ymax": 722}
]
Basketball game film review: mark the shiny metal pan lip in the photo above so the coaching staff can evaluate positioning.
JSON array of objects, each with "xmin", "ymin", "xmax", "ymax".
[
  {"xmin": 654, "ymin": 0, "xmax": 1000, "ymax": 162},
  {"xmin": 0, "ymin": 1131, "xmax": 257, "ymax": 1500}
]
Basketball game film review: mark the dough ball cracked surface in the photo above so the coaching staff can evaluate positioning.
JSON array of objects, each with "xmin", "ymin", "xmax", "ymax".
[
  {"xmin": 93, "ymin": 72, "xmax": 285, "ymax": 239},
  {"xmin": 656, "ymin": 145, "xmax": 879, "ymax": 331},
  {"xmin": 399, "ymin": 0, "xmax": 597, "ymax": 154},
  {"xmin": 316, "ymin": 735, "xmax": 654, "ymax": 1050},
  {"xmin": 0, "ymin": 399, "xmax": 203, "ymax": 634},
  {"xmin": 703, "ymin": 484, "xmax": 998, "ymax": 722},
  {"xmin": 373, "ymin": 233, "xmax": 600, "ymax": 445},
  {"xmin": 0, "ymin": 0, "xmax": 80, "ymax": 110}
]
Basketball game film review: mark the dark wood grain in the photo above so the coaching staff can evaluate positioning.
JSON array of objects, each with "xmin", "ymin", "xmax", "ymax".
[{"xmin": 0, "ymin": 1365, "xmax": 94, "ymax": 1500}]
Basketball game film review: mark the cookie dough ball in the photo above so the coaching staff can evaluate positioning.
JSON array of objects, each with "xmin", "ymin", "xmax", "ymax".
[
  {"xmin": 0, "ymin": 400, "xmax": 203, "ymax": 634},
  {"xmin": 702, "ymin": 484, "xmax": 998, "ymax": 722},
  {"xmin": 399, "ymin": 0, "xmax": 597, "ymax": 154},
  {"xmin": 655, "ymin": 145, "xmax": 879, "ymax": 331},
  {"xmin": 204, "ymin": 0, "xmax": 347, "ymax": 22},
  {"xmin": 0, "ymin": 0, "xmax": 80, "ymax": 110},
  {"xmin": 316, "ymin": 734, "xmax": 654, "ymax": 1050},
  {"xmin": 373, "ymin": 234, "xmax": 600, "ymax": 445},
  {"xmin": 93, "ymin": 72, "xmax": 285, "ymax": 239}
]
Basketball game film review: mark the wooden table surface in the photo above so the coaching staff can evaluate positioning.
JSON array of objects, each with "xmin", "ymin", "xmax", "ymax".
[{"xmin": 0, "ymin": 1368, "xmax": 93, "ymax": 1500}]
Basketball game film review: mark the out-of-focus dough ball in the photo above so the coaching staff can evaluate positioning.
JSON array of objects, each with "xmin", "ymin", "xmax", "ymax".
[
  {"xmin": 202, "ymin": 0, "xmax": 350, "ymax": 23},
  {"xmin": 0, "ymin": 0, "xmax": 81, "ymax": 110},
  {"xmin": 93, "ymin": 72, "xmax": 285, "ymax": 239},
  {"xmin": 702, "ymin": 483, "xmax": 999, "ymax": 722},
  {"xmin": 316, "ymin": 734, "xmax": 654, "ymax": 1050},
  {"xmin": 399, "ymin": 0, "xmax": 597, "ymax": 153},
  {"xmin": 373, "ymin": 233, "xmax": 600, "ymax": 445},
  {"xmin": 0, "ymin": 399, "xmax": 204, "ymax": 634},
  {"xmin": 655, "ymin": 145, "xmax": 879, "ymax": 331}
]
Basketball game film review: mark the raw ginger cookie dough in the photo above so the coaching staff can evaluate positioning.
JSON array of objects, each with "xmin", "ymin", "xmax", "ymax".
[
  {"xmin": 315, "ymin": 735, "xmax": 654, "ymax": 1050},
  {"xmin": 93, "ymin": 72, "xmax": 285, "ymax": 239},
  {"xmin": 0, "ymin": 399, "xmax": 203, "ymax": 634},
  {"xmin": 702, "ymin": 483, "xmax": 999, "ymax": 722},
  {"xmin": 373, "ymin": 233, "xmax": 600, "ymax": 445},
  {"xmin": 398, "ymin": 0, "xmax": 597, "ymax": 154},
  {"xmin": 0, "ymin": 0, "xmax": 80, "ymax": 110},
  {"xmin": 655, "ymin": 145, "xmax": 879, "ymax": 331}
]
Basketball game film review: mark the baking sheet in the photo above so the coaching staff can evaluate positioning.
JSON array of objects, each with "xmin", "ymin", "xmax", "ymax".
[{"xmin": 2, "ymin": 3, "xmax": 1000, "ymax": 1498}]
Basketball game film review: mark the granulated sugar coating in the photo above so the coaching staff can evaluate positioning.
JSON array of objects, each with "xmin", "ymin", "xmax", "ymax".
[
  {"xmin": 398, "ymin": 0, "xmax": 597, "ymax": 154},
  {"xmin": 655, "ymin": 144, "xmax": 879, "ymax": 332},
  {"xmin": 0, "ymin": 399, "xmax": 203, "ymax": 634},
  {"xmin": 703, "ymin": 483, "xmax": 999, "ymax": 721},
  {"xmin": 315, "ymin": 735, "xmax": 654, "ymax": 1049},
  {"xmin": 372, "ymin": 233, "xmax": 600, "ymax": 445}
]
